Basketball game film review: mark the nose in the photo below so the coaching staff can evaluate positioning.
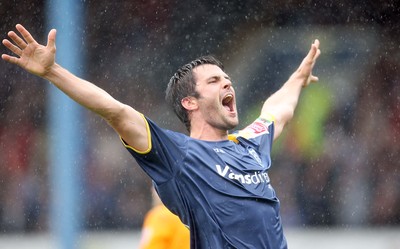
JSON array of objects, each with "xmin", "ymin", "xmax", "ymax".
[{"xmin": 223, "ymin": 79, "xmax": 232, "ymax": 90}]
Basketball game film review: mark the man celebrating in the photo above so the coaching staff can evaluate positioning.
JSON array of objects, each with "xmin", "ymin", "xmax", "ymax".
[{"xmin": 2, "ymin": 24, "xmax": 320, "ymax": 248}]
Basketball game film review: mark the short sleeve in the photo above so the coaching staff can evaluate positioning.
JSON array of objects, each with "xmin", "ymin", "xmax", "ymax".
[{"xmin": 121, "ymin": 117, "xmax": 188, "ymax": 184}]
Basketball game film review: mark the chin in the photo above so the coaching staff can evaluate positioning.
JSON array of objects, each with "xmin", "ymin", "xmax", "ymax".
[{"xmin": 227, "ymin": 120, "xmax": 239, "ymax": 130}]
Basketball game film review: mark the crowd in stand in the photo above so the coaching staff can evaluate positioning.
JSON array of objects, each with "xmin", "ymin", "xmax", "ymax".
[{"xmin": 0, "ymin": 1, "xmax": 398, "ymax": 232}]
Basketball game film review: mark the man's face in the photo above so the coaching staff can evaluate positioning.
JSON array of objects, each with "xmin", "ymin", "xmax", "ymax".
[{"xmin": 192, "ymin": 64, "xmax": 238, "ymax": 131}]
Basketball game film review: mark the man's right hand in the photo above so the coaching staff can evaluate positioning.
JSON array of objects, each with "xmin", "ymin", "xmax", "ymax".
[
  {"xmin": 2, "ymin": 24, "xmax": 150, "ymax": 155},
  {"xmin": 2, "ymin": 24, "xmax": 56, "ymax": 78}
]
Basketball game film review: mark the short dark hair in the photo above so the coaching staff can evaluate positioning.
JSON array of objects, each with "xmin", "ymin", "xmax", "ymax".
[{"xmin": 165, "ymin": 55, "xmax": 224, "ymax": 132}]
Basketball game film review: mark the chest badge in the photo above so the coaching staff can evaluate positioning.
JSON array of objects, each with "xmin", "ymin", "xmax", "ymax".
[{"xmin": 248, "ymin": 148, "xmax": 263, "ymax": 167}]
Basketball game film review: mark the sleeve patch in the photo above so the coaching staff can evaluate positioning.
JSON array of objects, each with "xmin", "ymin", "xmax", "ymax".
[{"xmin": 237, "ymin": 117, "xmax": 273, "ymax": 139}]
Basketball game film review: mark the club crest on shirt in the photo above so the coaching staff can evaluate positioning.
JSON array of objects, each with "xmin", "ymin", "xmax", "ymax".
[{"xmin": 248, "ymin": 148, "xmax": 263, "ymax": 167}]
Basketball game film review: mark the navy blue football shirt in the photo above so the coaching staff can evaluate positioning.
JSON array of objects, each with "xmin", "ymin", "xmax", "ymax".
[{"xmin": 121, "ymin": 114, "xmax": 287, "ymax": 249}]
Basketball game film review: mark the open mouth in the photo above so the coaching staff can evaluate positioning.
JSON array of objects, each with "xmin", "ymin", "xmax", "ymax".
[{"xmin": 222, "ymin": 93, "xmax": 234, "ymax": 112}]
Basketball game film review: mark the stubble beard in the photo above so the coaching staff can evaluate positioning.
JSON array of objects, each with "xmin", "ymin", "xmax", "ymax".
[{"xmin": 212, "ymin": 109, "xmax": 238, "ymax": 131}]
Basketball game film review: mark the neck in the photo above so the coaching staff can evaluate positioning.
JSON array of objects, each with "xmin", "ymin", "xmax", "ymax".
[{"xmin": 190, "ymin": 125, "xmax": 229, "ymax": 141}]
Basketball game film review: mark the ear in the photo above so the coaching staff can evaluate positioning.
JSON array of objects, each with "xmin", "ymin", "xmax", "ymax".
[{"xmin": 181, "ymin": 96, "xmax": 198, "ymax": 111}]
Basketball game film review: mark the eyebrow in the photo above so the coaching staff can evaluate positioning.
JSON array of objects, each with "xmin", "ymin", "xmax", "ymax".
[{"xmin": 206, "ymin": 75, "xmax": 231, "ymax": 81}]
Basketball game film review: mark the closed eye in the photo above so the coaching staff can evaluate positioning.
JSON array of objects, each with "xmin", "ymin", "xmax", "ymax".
[
  {"xmin": 207, "ymin": 75, "xmax": 232, "ymax": 84},
  {"xmin": 207, "ymin": 76, "xmax": 220, "ymax": 84}
]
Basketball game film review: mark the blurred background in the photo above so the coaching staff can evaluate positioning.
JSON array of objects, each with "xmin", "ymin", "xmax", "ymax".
[{"xmin": 0, "ymin": 0, "xmax": 399, "ymax": 248}]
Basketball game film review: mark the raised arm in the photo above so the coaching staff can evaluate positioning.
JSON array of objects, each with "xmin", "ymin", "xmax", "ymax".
[
  {"xmin": 261, "ymin": 39, "xmax": 321, "ymax": 140},
  {"xmin": 2, "ymin": 24, "xmax": 149, "ymax": 152}
]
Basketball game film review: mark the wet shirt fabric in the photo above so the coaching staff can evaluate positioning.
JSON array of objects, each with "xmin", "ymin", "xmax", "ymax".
[{"xmin": 122, "ymin": 116, "xmax": 287, "ymax": 249}]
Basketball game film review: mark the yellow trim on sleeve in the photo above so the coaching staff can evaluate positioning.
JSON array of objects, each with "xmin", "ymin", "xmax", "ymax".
[
  {"xmin": 119, "ymin": 113, "xmax": 152, "ymax": 154},
  {"xmin": 260, "ymin": 112, "xmax": 275, "ymax": 123}
]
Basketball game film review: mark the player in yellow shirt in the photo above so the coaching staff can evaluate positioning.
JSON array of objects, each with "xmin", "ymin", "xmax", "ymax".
[{"xmin": 139, "ymin": 188, "xmax": 190, "ymax": 249}]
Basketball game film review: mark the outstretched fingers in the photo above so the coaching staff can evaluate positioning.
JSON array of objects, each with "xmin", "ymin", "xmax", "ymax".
[
  {"xmin": 302, "ymin": 40, "xmax": 321, "ymax": 70},
  {"xmin": 305, "ymin": 39, "xmax": 320, "ymax": 65},
  {"xmin": 2, "ymin": 38, "xmax": 23, "ymax": 66},
  {"xmin": 309, "ymin": 75, "xmax": 319, "ymax": 82},
  {"xmin": 296, "ymin": 39, "xmax": 321, "ymax": 87},
  {"xmin": 15, "ymin": 24, "xmax": 37, "ymax": 46},
  {"xmin": 8, "ymin": 30, "xmax": 27, "ymax": 50},
  {"xmin": 311, "ymin": 40, "xmax": 321, "ymax": 65},
  {"xmin": 1, "ymin": 52, "xmax": 19, "ymax": 65},
  {"xmin": 2, "ymin": 38, "xmax": 22, "ymax": 57},
  {"xmin": 46, "ymin": 29, "xmax": 57, "ymax": 51},
  {"xmin": 1, "ymin": 24, "xmax": 37, "ymax": 64},
  {"xmin": 310, "ymin": 40, "xmax": 321, "ymax": 76}
]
